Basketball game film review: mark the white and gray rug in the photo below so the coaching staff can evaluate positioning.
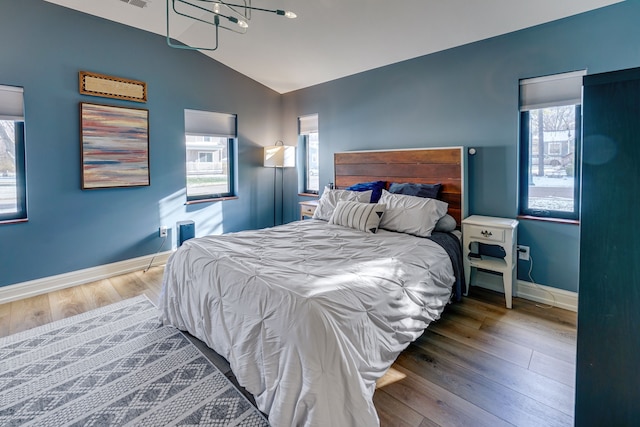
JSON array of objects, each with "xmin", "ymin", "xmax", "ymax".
[{"xmin": 0, "ymin": 295, "xmax": 269, "ymax": 426}]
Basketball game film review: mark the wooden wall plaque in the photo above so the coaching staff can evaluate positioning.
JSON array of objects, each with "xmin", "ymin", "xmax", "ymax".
[{"xmin": 79, "ymin": 71, "xmax": 147, "ymax": 103}]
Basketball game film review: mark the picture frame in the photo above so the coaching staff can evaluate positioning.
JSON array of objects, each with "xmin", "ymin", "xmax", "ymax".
[
  {"xmin": 80, "ymin": 102, "xmax": 150, "ymax": 189},
  {"xmin": 79, "ymin": 71, "xmax": 147, "ymax": 103}
]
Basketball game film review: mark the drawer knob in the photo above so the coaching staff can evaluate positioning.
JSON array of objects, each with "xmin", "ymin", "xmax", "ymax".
[{"xmin": 481, "ymin": 230, "xmax": 493, "ymax": 237}]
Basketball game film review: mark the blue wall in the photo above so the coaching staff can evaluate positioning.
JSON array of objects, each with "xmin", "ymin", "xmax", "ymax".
[
  {"xmin": 0, "ymin": 0, "xmax": 284, "ymax": 287},
  {"xmin": 2, "ymin": 1, "xmax": 639, "ymax": 291},
  {"xmin": 283, "ymin": 1, "xmax": 640, "ymax": 293}
]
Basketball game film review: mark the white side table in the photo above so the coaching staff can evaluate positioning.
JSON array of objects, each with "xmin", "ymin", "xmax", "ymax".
[
  {"xmin": 462, "ymin": 215, "xmax": 519, "ymax": 309},
  {"xmin": 299, "ymin": 200, "xmax": 319, "ymax": 220}
]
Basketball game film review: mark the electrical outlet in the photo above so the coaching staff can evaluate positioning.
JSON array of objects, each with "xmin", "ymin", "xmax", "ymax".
[
  {"xmin": 518, "ymin": 245, "xmax": 530, "ymax": 261},
  {"xmin": 159, "ymin": 226, "xmax": 168, "ymax": 238}
]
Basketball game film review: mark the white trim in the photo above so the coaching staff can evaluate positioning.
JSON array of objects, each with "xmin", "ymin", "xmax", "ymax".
[
  {"xmin": 471, "ymin": 271, "xmax": 577, "ymax": 312},
  {"xmin": 0, "ymin": 251, "xmax": 173, "ymax": 305},
  {"xmin": 515, "ymin": 280, "xmax": 577, "ymax": 312}
]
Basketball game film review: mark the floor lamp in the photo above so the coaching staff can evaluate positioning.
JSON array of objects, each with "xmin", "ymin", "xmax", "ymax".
[{"xmin": 264, "ymin": 141, "xmax": 296, "ymax": 226}]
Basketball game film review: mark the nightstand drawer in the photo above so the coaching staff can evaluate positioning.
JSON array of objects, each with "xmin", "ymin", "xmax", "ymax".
[
  {"xmin": 299, "ymin": 200, "xmax": 318, "ymax": 219},
  {"xmin": 301, "ymin": 205, "xmax": 316, "ymax": 217},
  {"xmin": 466, "ymin": 224, "xmax": 505, "ymax": 243}
]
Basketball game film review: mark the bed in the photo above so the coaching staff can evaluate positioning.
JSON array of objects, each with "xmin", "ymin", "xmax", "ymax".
[{"xmin": 159, "ymin": 147, "xmax": 467, "ymax": 426}]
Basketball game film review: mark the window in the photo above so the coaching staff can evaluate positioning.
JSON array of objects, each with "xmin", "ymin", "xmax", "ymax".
[
  {"xmin": 519, "ymin": 71, "xmax": 585, "ymax": 220},
  {"xmin": 299, "ymin": 114, "xmax": 319, "ymax": 194},
  {"xmin": 0, "ymin": 85, "xmax": 26, "ymax": 223},
  {"xmin": 184, "ymin": 109, "xmax": 236, "ymax": 202},
  {"xmin": 198, "ymin": 152, "xmax": 213, "ymax": 163}
]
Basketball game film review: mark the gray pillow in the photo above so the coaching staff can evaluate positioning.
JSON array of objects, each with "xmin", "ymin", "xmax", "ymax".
[
  {"xmin": 434, "ymin": 214, "xmax": 457, "ymax": 232},
  {"xmin": 377, "ymin": 190, "xmax": 448, "ymax": 237}
]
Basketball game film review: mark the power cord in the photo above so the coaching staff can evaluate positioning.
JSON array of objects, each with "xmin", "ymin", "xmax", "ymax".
[
  {"xmin": 144, "ymin": 235, "xmax": 167, "ymax": 273},
  {"xmin": 523, "ymin": 253, "xmax": 556, "ymax": 309}
]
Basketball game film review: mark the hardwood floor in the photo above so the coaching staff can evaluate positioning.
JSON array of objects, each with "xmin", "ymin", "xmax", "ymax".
[{"xmin": 0, "ymin": 267, "xmax": 576, "ymax": 426}]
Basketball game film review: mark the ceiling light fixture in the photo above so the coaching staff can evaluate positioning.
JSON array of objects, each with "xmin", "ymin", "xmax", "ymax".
[
  {"xmin": 121, "ymin": 0, "xmax": 149, "ymax": 8},
  {"xmin": 166, "ymin": 0, "xmax": 296, "ymax": 51}
]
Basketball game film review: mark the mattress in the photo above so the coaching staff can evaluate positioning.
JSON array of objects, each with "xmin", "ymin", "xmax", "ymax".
[{"xmin": 159, "ymin": 219, "xmax": 455, "ymax": 426}]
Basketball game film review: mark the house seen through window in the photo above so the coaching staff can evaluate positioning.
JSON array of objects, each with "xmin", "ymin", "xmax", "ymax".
[{"xmin": 519, "ymin": 71, "xmax": 585, "ymax": 220}]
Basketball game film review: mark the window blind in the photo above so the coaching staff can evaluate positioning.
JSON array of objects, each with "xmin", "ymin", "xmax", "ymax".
[
  {"xmin": 299, "ymin": 114, "xmax": 318, "ymax": 135},
  {"xmin": 519, "ymin": 70, "xmax": 586, "ymax": 111},
  {"xmin": 0, "ymin": 85, "xmax": 24, "ymax": 121},
  {"xmin": 184, "ymin": 109, "xmax": 237, "ymax": 137}
]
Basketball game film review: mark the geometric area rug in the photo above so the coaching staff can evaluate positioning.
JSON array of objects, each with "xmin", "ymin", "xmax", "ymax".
[{"xmin": 0, "ymin": 295, "xmax": 270, "ymax": 426}]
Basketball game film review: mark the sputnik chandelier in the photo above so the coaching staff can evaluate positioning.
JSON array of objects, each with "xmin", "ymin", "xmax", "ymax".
[{"xmin": 166, "ymin": 0, "xmax": 297, "ymax": 51}]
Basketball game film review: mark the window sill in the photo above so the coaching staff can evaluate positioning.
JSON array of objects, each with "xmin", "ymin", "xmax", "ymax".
[
  {"xmin": 298, "ymin": 193, "xmax": 319, "ymax": 198},
  {"xmin": 517, "ymin": 215, "xmax": 579, "ymax": 225},
  {"xmin": 185, "ymin": 196, "xmax": 238, "ymax": 205},
  {"xmin": 0, "ymin": 218, "xmax": 28, "ymax": 225}
]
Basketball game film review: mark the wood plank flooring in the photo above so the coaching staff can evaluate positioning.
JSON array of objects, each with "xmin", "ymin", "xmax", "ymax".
[{"xmin": 0, "ymin": 267, "xmax": 576, "ymax": 426}]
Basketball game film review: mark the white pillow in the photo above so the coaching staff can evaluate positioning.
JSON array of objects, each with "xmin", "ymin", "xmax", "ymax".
[
  {"xmin": 312, "ymin": 186, "xmax": 373, "ymax": 221},
  {"xmin": 378, "ymin": 189, "xmax": 448, "ymax": 237},
  {"xmin": 328, "ymin": 200, "xmax": 386, "ymax": 233}
]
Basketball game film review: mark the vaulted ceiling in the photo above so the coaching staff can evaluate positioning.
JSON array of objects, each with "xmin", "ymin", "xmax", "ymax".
[{"xmin": 44, "ymin": 0, "xmax": 622, "ymax": 93}]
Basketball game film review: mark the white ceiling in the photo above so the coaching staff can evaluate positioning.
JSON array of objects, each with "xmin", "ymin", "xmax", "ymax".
[{"xmin": 44, "ymin": 0, "xmax": 622, "ymax": 94}]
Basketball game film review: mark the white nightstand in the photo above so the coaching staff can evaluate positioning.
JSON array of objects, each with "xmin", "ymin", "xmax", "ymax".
[
  {"xmin": 462, "ymin": 215, "xmax": 519, "ymax": 309},
  {"xmin": 299, "ymin": 200, "xmax": 319, "ymax": 220}
]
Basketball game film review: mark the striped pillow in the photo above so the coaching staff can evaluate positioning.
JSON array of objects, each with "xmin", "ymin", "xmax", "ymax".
[{"xmin": 328, "ymin": 200, "xmax": 385, "ymax": 233}]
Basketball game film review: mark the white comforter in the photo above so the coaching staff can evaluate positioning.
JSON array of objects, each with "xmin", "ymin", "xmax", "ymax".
[{"xmin": 159, "ymin": 220, "xmax": 454, "ymax": 427}]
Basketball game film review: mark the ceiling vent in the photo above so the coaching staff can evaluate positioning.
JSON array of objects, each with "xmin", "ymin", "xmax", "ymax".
[{"xmin": 120, "ymin": 0, "xmax": 149, "ymax": 8}]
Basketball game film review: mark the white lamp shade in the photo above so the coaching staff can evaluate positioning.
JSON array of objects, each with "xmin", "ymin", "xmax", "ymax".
[{"xmin": 264, "ymin": 145, "xmax": 295, "ymax": 168}]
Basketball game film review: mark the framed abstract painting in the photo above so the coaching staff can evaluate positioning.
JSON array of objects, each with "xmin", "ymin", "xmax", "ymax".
[{"xmin": 80, "ymin": 102, "xmax": 150, "ymax": 189}]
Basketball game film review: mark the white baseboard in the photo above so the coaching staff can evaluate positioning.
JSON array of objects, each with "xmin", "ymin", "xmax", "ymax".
[
  {"xmin": 0, "ymin": 251, "xmax": 173, "ymax": 305},
  {"xmin": 471, "ymin": 271, "xmax": 578, "ymax": 312}
]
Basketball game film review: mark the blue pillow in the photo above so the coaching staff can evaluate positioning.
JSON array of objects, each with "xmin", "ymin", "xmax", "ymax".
[
  {"xmin": 345, "ymin": 180, "xmax": 386, "ymax": 203},
  {"xmin": 389, "ymin": 182, "xmax": 442, "ymax": 199}
]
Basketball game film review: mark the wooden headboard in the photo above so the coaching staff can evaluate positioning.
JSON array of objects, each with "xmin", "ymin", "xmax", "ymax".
[{"xmin": 334, "ymin": 147, "xmax": 467, "ymax": 225}]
